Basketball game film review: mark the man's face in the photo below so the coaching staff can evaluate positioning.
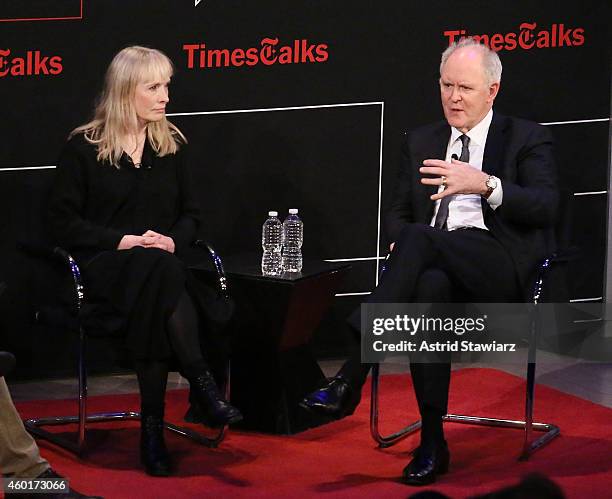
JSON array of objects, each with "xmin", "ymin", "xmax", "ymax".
[{"xmin": 439, "ymin": 47, "xmax": 499, "ymax": 133}]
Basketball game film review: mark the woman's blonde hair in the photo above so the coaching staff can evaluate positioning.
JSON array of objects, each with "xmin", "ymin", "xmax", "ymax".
[{"xmin": 71, "ymin": 46, "xmax": 186, "ymax": 167}]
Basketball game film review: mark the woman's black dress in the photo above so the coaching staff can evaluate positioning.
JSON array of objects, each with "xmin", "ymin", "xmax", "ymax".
[{"xmin": 47, "ymin": 134, "xmax": 217, "ymax": 361}]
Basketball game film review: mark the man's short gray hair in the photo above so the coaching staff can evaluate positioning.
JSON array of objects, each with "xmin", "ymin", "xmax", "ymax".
[{"xmin": 440, "ymin": 38, "xmax": 502, "ymax": 85}]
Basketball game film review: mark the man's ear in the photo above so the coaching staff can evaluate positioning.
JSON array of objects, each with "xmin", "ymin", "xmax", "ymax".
[{"xmin": 488, "ymin": 82, "xmax": 500, "ymax": 103}]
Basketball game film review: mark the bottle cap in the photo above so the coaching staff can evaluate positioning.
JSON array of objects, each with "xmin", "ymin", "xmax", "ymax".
[
  {"xmin": 288, "ymin": 208, "xmax": 299, "ymax": 214},
  {"xmin": 268, "ymin": 211, "xmax": 278, "ymax": 217}
]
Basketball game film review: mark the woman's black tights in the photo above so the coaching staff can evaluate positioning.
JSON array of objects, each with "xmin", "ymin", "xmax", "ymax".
[
  {"xmin": 166, "ymin": 290, "xmax": 206, "ymax": 373},
  {"xmin": 136, "ymin": 360, "xmax": 169, "ymax": 416},
  {"xmin": 136, "ymin": 290, "xmax": 206, "ymax": 415}
]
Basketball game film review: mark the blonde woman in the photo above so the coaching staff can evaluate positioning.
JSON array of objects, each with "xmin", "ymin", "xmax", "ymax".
[{"xmin": 48, "ymin": 46, "xmax": 242, "ymax": 476}]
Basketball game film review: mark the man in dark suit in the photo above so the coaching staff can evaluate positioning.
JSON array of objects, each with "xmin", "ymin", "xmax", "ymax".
[{"xmin": 301, "ymin": 38, "xmax": 558, "ymax": 485}]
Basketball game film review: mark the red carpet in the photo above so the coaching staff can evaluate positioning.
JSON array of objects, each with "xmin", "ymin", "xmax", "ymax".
[{"xmin": 8, "ymin": 368, "xmax": 612, "ymax": 498}]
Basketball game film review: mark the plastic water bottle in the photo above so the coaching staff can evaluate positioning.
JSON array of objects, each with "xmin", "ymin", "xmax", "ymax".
[
  {"xmin": 261, "ymin": 211, "xmax": 283, "ymax": 275},
  {"xmin": 282, "ymin": 208, "xmax": 303, "ymax": 272}
]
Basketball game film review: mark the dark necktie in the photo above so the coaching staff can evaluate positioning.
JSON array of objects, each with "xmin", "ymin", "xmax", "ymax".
[{"xmin": 433, "ymin": 134, "xmax": 470, "ymax": 230}]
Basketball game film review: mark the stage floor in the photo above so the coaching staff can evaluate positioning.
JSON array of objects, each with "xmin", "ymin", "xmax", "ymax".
[{"xmin": 8, "ymin": 353, "xmax": 612, "ymax": 409}]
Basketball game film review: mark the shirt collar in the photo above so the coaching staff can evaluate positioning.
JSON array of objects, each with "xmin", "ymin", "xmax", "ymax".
[
  {"xmin": 450, "ymin": 108, "xmax": 494, "ymax": 147},
  {"xmin": 119, "ymin": 136, "xmax": 154, "ymax": 169}
]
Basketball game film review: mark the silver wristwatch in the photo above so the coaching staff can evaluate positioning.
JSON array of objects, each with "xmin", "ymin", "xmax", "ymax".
[{"xmin": 484, "ymin": 175, "xmax": 498, "ymax": 199}]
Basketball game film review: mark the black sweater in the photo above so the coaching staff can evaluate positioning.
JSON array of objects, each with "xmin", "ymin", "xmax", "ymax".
[{"xmin": 47, "ymin": 134, "xmax": 201, "ymax": 260}]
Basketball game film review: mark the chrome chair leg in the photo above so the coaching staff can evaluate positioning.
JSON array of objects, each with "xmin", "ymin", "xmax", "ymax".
[
  {"xmin": 370, "ymin": 256, "xmax": 561, "ymax": 459},
  {"xmin": 23, "ymin": 242, "xmax": 234, "ymax": 456},
  {"xmin": 25, "ymin": 361, "xmax": 231, "ymax": 455},
  {"xmin": 78, "ymin": 327, "xmax": 87, "ymax": 454},
  {"xmin": 370, "ymin": 364, "xmax": 421, "ymax": 448},
  {"xmin": 369, "ymin": 362, "xmax": 560, "ymax": 459}
]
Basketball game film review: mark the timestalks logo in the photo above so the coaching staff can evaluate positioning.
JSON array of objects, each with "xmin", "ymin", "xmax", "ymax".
[
  {"xmin": 444, "ymin": 22, "xmax": 585, "ymax": 51},
  {"xmin": 183, "ymin": 37, "xmax": 329, "ymax": 70},
  {"xmin": 0, "ymin": 49, "xmax": 63, "ymax": 77}
]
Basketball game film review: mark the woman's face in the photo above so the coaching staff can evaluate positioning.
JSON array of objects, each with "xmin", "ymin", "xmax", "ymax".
[{"xmin": 134, "ymin": 77, "xmax": 170, "ymax": 126}]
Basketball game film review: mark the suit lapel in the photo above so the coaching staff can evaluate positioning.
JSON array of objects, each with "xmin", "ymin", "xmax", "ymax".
[
  {"xmin": 482, "ymin": 112, "xmax": 506, "ymax": 176},
  {"xmin": 419, "ymin": 123, "xmax": 450, "ymax": 218},
  {"xmin": 481, "ymin": 112, "xmax": 507, "ymax": 213}
]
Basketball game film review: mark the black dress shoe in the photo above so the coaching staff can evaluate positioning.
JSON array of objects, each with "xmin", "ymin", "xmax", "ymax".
[
  {"xmin": 140, "ymin": 414, "xmax": 172, "ymax": 477},
  {"xmin": 8, "ymin": 468, "xmax": 103, "ymax": 498},
  {"xmin": 401, "ymin": 444, "xmax": 450, "ymax": 486},
  {"xmin": 186, "ymin": 370, "xmax": 243, "ymax": 428},
  {"xmin": 299, "ymin": 375, "xmax": 361, "ymax": 418},
  {"xmin": 0, "ymin": 351, "xmax": 16, "ymax": 377}
]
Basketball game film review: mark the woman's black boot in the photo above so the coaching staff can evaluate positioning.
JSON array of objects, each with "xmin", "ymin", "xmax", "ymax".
[
  {"xmin": 140, "ymin": 413, "xmax": 172, "ymax": 477},
  {"xmin": 186, "ymin": 369, "xmax": 243, "ymax": 428}
]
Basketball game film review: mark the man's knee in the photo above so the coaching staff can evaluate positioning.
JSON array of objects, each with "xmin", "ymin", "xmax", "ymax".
[
  {"xmin": 396, "ymin": 223, "xmax": 433, "ymax": 246},
  {"xmin": 415, "ymin": 269, "xmax": 453, "ymax": 302}
]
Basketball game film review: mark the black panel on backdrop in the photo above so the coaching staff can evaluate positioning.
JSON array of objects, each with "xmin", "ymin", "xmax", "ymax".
[
  {"xmin": 0, "ymin": 1, "xmax": 81, "ymax": 20},
  {"xmin": 0, "ymin": 0, "xmax": 609, "ymax": 378},
  {"xmin": 172, "ymin": 104, "xmax": 382, "ymax": 263}
]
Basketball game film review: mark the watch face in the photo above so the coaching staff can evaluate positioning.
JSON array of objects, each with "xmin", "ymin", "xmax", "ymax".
[{"xmin": 487, "ymin": 176, "xmax": 498, "ymax": 189}]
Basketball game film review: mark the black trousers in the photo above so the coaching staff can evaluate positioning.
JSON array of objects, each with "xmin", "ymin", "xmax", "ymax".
[{"xmin": 347, "ymin": 224, "xmax": 521, "ymax": 423}]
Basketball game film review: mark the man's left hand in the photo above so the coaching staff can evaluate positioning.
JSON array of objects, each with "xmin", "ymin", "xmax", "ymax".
[{"xmin": 420, "ymin": 158, "xmax": 488, "ymax": 201}]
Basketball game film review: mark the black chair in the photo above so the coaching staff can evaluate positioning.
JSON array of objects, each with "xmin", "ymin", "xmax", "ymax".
[
  {"xmin": 370, "ymin": 195, "xmax": 575, "ymax": 460},
  {"xmin": 19, "ymin": 240, "xmax": 231, "ymax": 456}
]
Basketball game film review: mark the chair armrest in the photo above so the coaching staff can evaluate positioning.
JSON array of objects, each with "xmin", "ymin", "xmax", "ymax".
[
  {"xmin": 379, "ymin": 253, "xmax": 391, "ymax": 278},
  {"xmin": 192, "ymin": 239, "xmax": 229, "ymax": 298},
  {"xmin": 531, "ymin": 246, "xmax": 581, "ymax": 304},
  {"xmin": 546, "ymin": 246, "xmax": 581, "ymax": 264},
  {"xmin": 17, "ymin": 241, "xmax": 85, "ymax": 311}
]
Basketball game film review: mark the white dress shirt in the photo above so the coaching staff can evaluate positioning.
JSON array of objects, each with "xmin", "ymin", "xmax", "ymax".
[{"xmin": 430, "ymin": 109, "xmax": 503, "ymax": 231}]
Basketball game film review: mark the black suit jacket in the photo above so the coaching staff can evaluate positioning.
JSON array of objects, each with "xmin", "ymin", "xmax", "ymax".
[{"xmin": 385, "ymin": 112, "xmax": 558, "ymax": 293}]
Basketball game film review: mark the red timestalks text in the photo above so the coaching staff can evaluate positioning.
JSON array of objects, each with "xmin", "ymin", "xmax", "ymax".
[
  {"xmin": 183, "ymin": 37, "xmax": 329, "ymax": 69},
  {"xmin": 444, "ymin": 22, "xmax": 585, "ymax": 51}
]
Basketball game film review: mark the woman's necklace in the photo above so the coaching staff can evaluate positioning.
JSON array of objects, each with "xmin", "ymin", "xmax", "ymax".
[{"xmin": 125, "ymin": 133, "xmax": 146, "ymax": 167}]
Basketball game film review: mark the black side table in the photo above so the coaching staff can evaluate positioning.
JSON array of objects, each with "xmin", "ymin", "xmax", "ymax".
[{"xmin": 192, "ymin": 256, "xmax": 349, "ymax": 434}]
